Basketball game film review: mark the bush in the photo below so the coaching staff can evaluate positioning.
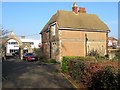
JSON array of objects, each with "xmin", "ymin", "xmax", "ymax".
[
  {"xmin": 61, "ymin": 57, "xmax": 69, "ymax": 72},
  {"xmin": 61, "ymin": 56, "xmax": 96, "ymax": 73},
  {"xmin": 82, "ymin": 63, "xmax": 103, "ymax": 85},
  {"xmin": 68, "ymin": 59, "xmax": 102, "ymax": 84},
  {"xmin": 69, "ymin": 60, "xmax": 87, "ymax": 82},
  {"xmin": 88, "ymin": 66, "xmax": 118, "ymax": 90},
  {"xmin": 88, "ymin": 50, "xmax": 109, "ymax": 61},
  {"xmin": 115, "ymin": 49, "xmax": 120, "ymax": 60},
  {"xmin": 33, "ymin": 48, "xmax": 46, "ymax": 61},
  {"xmin": 88, "ymin": 50, "xmax": 99, "ymax": 56},
  {"xmin": 62, "ymin": 56, "xmax": 119, "ymax": 89},
  {"xmin": 61, "ymin": 56, "xmax": 83, "ymax": 72}
]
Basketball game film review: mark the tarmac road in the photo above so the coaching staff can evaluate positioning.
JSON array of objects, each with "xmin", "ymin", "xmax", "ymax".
[{"xmin": 2, "ymin": 59, "xmax": 75, "ymax": 89}]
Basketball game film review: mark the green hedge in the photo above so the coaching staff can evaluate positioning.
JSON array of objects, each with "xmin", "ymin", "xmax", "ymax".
[
  {"xmin": 61, "ymin": 56, "xmax": 96, "ymax": 72},
  {"xmin": 69, "ymin": 60, "xmax": 87, "ymax": 81},
  {"xmin": 61, "ymin": 56, "xmax": 83, "ymax": 72}
]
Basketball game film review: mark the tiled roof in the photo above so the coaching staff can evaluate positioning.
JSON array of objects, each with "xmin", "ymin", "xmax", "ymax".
[
  {"xmin": 41, "ymin": 10, "xmax": 109, "ymax": 33},
  {"xmin": 108, "ymin": 37, "xmax": 118, "ymax": 41}
]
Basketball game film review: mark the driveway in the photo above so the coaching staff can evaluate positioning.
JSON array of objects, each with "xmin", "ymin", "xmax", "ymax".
[{"xmin": 2, "ymin": 59, "xmax": 75, "ymax": 89}]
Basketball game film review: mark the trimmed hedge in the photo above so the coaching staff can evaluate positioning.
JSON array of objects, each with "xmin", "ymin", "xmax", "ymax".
[{"xmin": 61, "ymin": 56, "xmax": 82, "ymax": 72}]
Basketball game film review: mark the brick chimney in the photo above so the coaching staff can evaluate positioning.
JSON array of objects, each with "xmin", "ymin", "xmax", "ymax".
[
  {"xmin": 72, "ymin": 2, "xmax": 78, "ymax": 14},
  {"xmin": 78, "ymin": 7, "xmax": 86, "ymax": 13}
]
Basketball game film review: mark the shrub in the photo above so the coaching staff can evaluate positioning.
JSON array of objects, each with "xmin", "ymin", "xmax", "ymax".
[
  {"xmin": 69, "ymin": 60, "xmax": 87, "ymax": 82},
  {"xmin": 88, "ymin": 50, "xmax": 99, "ymax": 56},
  {"xmin": 68, "ymin": 59, "xmax": 102, "ymax": 84},
  {"xmin": 82, "ymin": 63, "xmax": 103, "ymax": 86},
  {"xmin": 88, "ymin": 66, "xmax": 118, "ymax": 90},
  {"xmin": 62, "ymin": 56, "xmax": 119, "ymax": 89},
  {"xmin": 61, "ymin": 57, "xmax": 69, "ymax": 72},
  {"xmin": 115, "ymin": 49, "xmax": 120, "ymax": 60},
  {"xmin": 61, "ymin": 56, "xmax": 83, "ymax": 72},
  {"xmin": 88, "ymin": 50, "xmax": 109, "ymax": 61},
  {"xmin": 33, "ymin": 48, "xmax": 46, "ymax": 61},
  {"xmin": 61, "ymin": 56, "xmax": 96, "ymax": 73}
]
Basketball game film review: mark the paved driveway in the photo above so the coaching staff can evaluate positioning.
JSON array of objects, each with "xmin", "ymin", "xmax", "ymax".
[{"xmin": 2, "ymin": 59, "xmax": 75, "ymax": 89}]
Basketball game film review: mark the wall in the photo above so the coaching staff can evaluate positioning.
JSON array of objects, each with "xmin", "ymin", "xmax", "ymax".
[
  {"xmin": 6, "ymin": 39, "xmax": 19, "ymax": 54},
  {"xmin": 86, "ymin": 32, "xmax": 107, "ymax": 55},
  {"xmin": 50, "ymin": 24, "xmax": 60, "ymax": 60},
  {"xmin": 41, "ymin": 24, "xmax": 60, "ymax": 60},
  {"xmin": 61, "ymin": 30, "xmax": 85, "ymax": 57},
  {"xmin": 5, "ymin": 38, "xmax": 40, "ymax": 55},
  {"xmin": 41, "ymin": 26, "xmax": 107, "ymax": 61},
  {"xmin": 60, "ymin": 30, "xmax": 107, "ymax": 57},
  {"xmin": 21, "ymin": 39, "xmax": 40, "ymax": 48}
]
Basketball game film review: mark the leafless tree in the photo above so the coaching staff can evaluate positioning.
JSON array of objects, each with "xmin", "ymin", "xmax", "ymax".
[{"xmin": 0, "ymin": 25, "xmax": 12, "ymax": 60}]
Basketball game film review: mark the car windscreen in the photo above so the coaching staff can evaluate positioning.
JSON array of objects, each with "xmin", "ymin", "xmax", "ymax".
[{"xmin": 26, "ymin": 53, "xmax": 34, "ymax": 56}]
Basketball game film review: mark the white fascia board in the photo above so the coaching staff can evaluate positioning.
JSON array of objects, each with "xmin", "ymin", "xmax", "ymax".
[
  {"xmin": 47, "ymin": 22, "xmax": 57, "ymax": 31},
  {"xmin": 21, "ymin": 39, "xmax": 39, "ymax": 42}
]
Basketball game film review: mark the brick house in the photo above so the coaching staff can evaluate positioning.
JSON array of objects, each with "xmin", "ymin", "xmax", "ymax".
[
  {"xmin": 40, "ymin": 2, "xmax": 110, "ymax": 62},
  {"xmin": 108, "ymin": 37, "xmax": 118, "ymax": 49}
]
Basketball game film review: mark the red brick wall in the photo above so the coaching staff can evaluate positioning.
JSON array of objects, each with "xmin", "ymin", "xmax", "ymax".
[
  {"xmin": 61, "ymin": 30, "xmax": 85, "ymax": 57},
  {"xmin": 61, "ymin": 30, "xmax": 107, "ymax": 57}
]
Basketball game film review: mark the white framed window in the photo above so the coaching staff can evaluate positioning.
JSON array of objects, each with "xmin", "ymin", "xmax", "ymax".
[
  {"xmin": 51, "ymin": 25, "xmax": 56, "ymax": 36},
  {"xmin": 8, "ymin": 42, "xmax": 18, "ymax": 45}
]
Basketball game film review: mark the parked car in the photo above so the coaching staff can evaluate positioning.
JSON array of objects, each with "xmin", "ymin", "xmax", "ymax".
[
  {"xmin": 12, "ymin": 51, "xmax": 19, "ymax": 58},
  {"xmin": 23, "ymin": 53, "xmax": 38, "ymax": 61}
]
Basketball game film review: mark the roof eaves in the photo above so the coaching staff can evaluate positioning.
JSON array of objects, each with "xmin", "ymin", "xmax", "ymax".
[
  {"xmin": 40, "ymin": 12, "xmax": 58, "ymax": 34},
  {"xmin": 59, "ymin": 27, "xmax": 110, "ymax": 32}
]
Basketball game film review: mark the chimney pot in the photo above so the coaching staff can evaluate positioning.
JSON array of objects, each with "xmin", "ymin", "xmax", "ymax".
[{"xmin": 78, "ymin": 7, "xmax": 86, "ymax": 13}]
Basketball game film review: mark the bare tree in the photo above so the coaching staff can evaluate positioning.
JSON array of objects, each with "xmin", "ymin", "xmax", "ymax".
[
  {"xmin": 0, "ymin": 25, "xmax": 12, "ymax": 60},
  {"xmin": 0, "ymin": 25, "xmax": 12, "ymax": 38}
]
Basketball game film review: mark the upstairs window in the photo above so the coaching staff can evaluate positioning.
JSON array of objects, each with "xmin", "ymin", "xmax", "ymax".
[
  {"xmin": 30, "ymin": 42, "xmax": 34, "ymax": 45},
  {"xmin": 8, "ymin": 42, "xmax": 18, "ymax": 45},
  {"xmin": 51, "ymin": 25, "xmax": 56, "ymax": 36}
]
